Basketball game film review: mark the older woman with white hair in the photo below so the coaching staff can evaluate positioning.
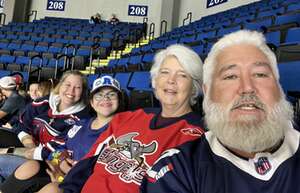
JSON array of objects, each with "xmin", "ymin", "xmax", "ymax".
[
  {"xmin": 57, "ymin": 44, "xmax": 205, "ymax": 193},
  {"xmin": 140, "ymin": 30, "xmax": 298, "ymax": 193}
]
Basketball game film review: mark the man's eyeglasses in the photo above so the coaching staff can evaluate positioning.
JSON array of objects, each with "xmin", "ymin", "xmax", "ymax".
[{"xmin": 93, "ymin": 92, "xmax": 118, "ymax": 101}]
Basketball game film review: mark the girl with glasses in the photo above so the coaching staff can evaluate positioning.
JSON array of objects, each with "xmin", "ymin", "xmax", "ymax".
[{"xmin": 0, "ymin": 75, "xmax": 123, "ymax": 193}]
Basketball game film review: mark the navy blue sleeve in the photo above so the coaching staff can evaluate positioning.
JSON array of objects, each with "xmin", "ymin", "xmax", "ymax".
[
  {"xmin": 140, "ymin": 147, "xmax": 196, "ymax": 193},
  {"xmin": 59, "ymin": 155, "xmax": 98, "ymax": 193},
  {"xmin": 15, "ymin": 103, "xmax": 37, "ymax": 135}
]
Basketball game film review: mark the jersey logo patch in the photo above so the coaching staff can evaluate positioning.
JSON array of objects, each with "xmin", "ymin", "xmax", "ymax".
[
  {"xmin": 97, "ymin": 132, "xmax": 158, "ymax": 185},
  {"xmin": 180, "ymin": 127, "xmax": 203, "ymax": 136},
  {"xmin": 64, "ymin": 118, "xmax": 76, "ymax": 125},
  {"xmin": 254, "ymin": 157, "xmax": 272, "ymax": 175},
  {"xmin": 67, "ymin": 125, "xmax": 82, "ymax": 138}
]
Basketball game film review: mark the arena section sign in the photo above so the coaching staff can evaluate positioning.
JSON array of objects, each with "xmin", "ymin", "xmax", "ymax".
[
  {"xmin": 128, "ymin": 5, "xmax": 148, "ymax": 17},
  {"xmin": 47, "ymin": 0, "xmax": 66, "ymax": 11},
  {"xmin": 207, "ymin": 0, "xmax": 228, "ymax": 8}
]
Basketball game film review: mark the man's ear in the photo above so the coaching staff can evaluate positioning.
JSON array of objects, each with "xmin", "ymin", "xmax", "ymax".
[{"xmin": 202, "ymin": 84, "xmax": 207, "ymax": 96}]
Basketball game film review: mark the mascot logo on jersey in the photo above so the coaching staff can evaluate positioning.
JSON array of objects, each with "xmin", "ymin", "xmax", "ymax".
[
  {"xmin": 97, "ymin": 132, "xmax": 158, "ymax": 185},
  {"xmin": 254, "ymin": 157, "xmax": 272, "ymax": 175}
]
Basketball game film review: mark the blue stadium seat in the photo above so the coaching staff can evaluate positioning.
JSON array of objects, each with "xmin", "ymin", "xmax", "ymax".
[
  {"xmin": 7, "ymin": 43, "xmax": 21, "ymax": 51},
  {"xmin": 282, "ymin": 27, "xmax": 300, "ymax": 45},
  {"xmin": 265, "ymin": 31, "xmax": 281, "ymax": 47},
  {"xmin": 0, "ymin": 70, "xmax": 12, "ymax": 78},
  {"xmin": 128, "ymin": 71, "xmax": 155, "ymax": 110},
  {"xmin": 278, "ymin": 61, "xmax": 300, "ymax": 93},
  {"xmin": 217, "ymin": 25, "xmax": 242, "ymax": 36},
  {"xmin": 114, "ymin": 57, "xmax": 129, "ymax": 72},
  {"xmin": 178, "ymin": 35, "xmax": 197, "ymax": 44},
  {"xmin": 55, "ymin": 38, "xmax": 69, "ymax": 44},
  {"xmin": 0, "ymin": 55, "xmax": 16, "ymax": 64},
  {"xmin": 69, "ymin": 39, "xmax": 83, "ymax": 47},
  {"xmin": 286, "ymin": 3, "xmax": 300, "ymax": 12},
  {"xmin": 87, "ymin": 74, "xmax": 99, "ymax": 89},
  {"xmin": 19, "ymin": 35, "xmax": 30, "ymax": 41},
  {"xmin": 76, "ymin": 47, "xmax": 91, "ymax": 57},
  {"xmin": 48, "ymin": 58, "xmax": 66, "ymax": 68},
  {"xmin": 243, "ymin": 18, "xmax": 273, "ymax": 31},
  {"xmin": 20, "ymin": 44, "xmax": 35, "ymax": 53},
  {"xmin": 274, "ymin": 12, "xmax": 300, "ymax": 26},
  {"xmin": 114, "ymin": 72, "xmax": 132, "ymax": 93},
  {"xmin": 34, "ymin": 45, "xmax": 49, "ymax": 53},
  {"xmin": 128, "ymin": 71, "xmax": 152, "ymax": 91},
  {"xmin": 191, "ymin": 44, "xmax": 205, "ymax": 55},
  {"xmin": 0, "ymin": 42, "xmax": 9, "ymax": 49},
  {"xmin": 142, "ymin": 52, "xmax": 155, "ymax": 70},
  {"xmin": 31, "ymin": 36, "xmax": 43, "ymax": 42},
  {"xmin": 256, "ymin": 7, "xmax": 284, "ymax": 18}
]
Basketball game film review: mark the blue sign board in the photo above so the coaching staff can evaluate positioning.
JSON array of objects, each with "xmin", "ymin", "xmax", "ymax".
[
  {"xmin": 128, "ymin": 5, "xmax": 148, "ymax": 17},
  {"xmin": 47, "ymin": 0, "xmax": 66, "ymax": 11},
  {"xmin": 207, "ymin": 0, "xmax": 228, "ymax": 8}
]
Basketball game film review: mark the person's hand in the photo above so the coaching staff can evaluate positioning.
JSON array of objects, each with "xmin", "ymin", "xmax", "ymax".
[
  {"xmin": 59, "ymin": 158, "xmax": 76, "ymax": 174},
  {"xmin": 2, "ymin": 123, "xmax": 12, "ymax": 129},
  {"xmin": 45, "ymin": 160, "xmax": 65, "ymax": 183},
  {"xmin": 21, "ymin": 135, "xmax": 36, "ymax": 148},
  {"xmin": 24, "ymin": 147, "xmax": 35, "ymax": 159}
]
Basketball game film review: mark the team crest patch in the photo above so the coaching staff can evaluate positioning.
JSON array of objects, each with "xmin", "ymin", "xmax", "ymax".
[
  {"xmin": 180, "ymin": 127, "xmax": 203, "ymax": 136},
  {"xmin": 67, "ymin": 125, "xmax": 82, "ymax": 138},
  {"xmin": 97, "ymin": 132, "xmax": 158, "ymax": 185},
  {"xmin": 254, "ymin": 157, "xmax": 272, "ymax": 175},
  {"xmin": 64, "ymin": 118, "xmax": 76, "ymax": 125}
]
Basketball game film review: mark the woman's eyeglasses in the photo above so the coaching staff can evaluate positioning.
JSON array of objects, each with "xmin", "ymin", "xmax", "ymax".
[{"xmin": 94, "ymin": 92, "xmax": 118, "ymax": 101}]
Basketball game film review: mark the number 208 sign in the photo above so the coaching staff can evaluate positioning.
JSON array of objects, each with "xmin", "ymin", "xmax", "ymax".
[
  {"xmin": 128, "ymin": 5, "xmax": 148, "ymax": 17},
  {"xmin": 207, "ymin": 0, "xmax": 228, "ymax": 8},
  {"xmin": 47, "ymin": 0, "xmax": 66, "ymax": 11}
]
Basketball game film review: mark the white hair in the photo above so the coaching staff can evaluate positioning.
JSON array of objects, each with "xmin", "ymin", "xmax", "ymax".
[
  {"xmin": 150, "ymin": 44, "xmax": 203, "ymax": 105},
  {"xmin": 203, "ymin": 94, "xmax": 294, "ymax": 153},
  {"xmin": 203, "ymin": 30, "xmax": 279, "ymax": 87}
]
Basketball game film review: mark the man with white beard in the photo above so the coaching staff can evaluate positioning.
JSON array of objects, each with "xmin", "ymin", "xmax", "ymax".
[{"xmin": 140, "ymin": 30, "xmax": 300, "ymax": 193}]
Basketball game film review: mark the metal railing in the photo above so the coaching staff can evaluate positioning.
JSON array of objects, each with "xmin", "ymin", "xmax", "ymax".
[
  {"xmin": 27, "ymin": 10, "xmax": 37, "ymax": 22},
  {"xmin": 160, "ymin": 20, "xmax": 167, "ymax": 36},
  {"xmin": 149, "ymin": 23, "xmax": 155, "ymax": 40},
  {"xmin": 183, "ymin": 12, "xmax": 192, "ymax": 26},
  {"xmin": 0, "ymin": 13, "xmax": 6, "ymax": 26}
]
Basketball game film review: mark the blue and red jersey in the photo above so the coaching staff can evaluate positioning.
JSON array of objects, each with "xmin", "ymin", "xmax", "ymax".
[{"xmin": 60, "ymin": 108, "xmax": 204, "ymax": 193}]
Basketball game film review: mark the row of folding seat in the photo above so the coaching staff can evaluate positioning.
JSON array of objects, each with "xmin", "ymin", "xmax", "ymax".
[
  {"xmin": 200, "ymin": 0, "xmax": 299, "ymax": 24},
  {"xmin": 99, "ymin": 0, "xmax": 300, "ymax": 77},
  {"xmin": 5, "ymin": 20, "xmax": 145, "ymax": 33},
  {"xmin": 0, "ymin": 42, "xmax": 92, "ymax": 59}
]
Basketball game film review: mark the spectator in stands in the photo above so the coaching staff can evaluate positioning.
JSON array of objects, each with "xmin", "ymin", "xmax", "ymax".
[
  {"xmin": 27, "ymin": 82, "xmax": 39, "ymax": 101},
  {"xmin": 140, "ymin": 30, "xmax": 298, "ymax": 193},
  {"xmin": 10, "ymin": 72, "xmax": 24, "ymax": 91},
  {"xmin": 0, "ymin": 76, "xmax": 26, "ymax": 126},
  {"xmin": 37, "ymin": 79, "xmax": 56, "ymax": 99},
  {"xmin": 0, "ymin": 76, "xmax": 124, "ymax": 193},
  {"xmin": 0, "ymin": 70, "xmax": 90, "ymax": 184},
  {"xmin": 58, "ymin": 44, "xmax": 205, "ymax": 193},
  {"xmin": 90, "ymin": 13, "xmax": 101, "ymax": 24},
  {"xmin": 10, "ymin": 72, "xmax": 28, "ymax": 100},
  {"xmin": 109, "ymin": 13, "xmax": 119, "ymax": 25}
]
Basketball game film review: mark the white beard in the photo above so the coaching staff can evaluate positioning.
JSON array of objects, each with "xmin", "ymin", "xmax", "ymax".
[{"xmin": 203, "ymin": 95, "xmax": 294, "ymax": 153}]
